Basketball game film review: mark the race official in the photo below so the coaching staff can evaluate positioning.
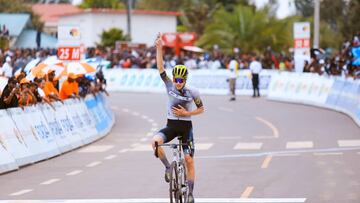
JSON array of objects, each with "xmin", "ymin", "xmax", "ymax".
[{"xmin": 249, "ymin": 56, "xmax": 262, "ymax": 97}]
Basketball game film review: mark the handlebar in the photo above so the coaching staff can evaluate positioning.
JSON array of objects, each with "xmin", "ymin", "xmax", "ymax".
[{"xmin": 154, "ymin": 141, "xmax": 188, "ymax": 158}]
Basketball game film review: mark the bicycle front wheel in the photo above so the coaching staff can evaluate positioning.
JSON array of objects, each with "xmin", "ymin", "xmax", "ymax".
[{"xmin": 169, "ymin": 161, "xmax": 180, "ymax": 203}]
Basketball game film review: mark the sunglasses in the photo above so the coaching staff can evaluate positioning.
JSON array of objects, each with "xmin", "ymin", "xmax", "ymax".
[{"xmin": 174, "ymin": 78, "xmax": 185, "ymax": 84}]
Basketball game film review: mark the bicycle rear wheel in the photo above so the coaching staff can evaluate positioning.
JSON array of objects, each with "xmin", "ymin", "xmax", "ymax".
[{"xmin": 169, "ymin": 161, "xmax": 180, "ymax": 203}]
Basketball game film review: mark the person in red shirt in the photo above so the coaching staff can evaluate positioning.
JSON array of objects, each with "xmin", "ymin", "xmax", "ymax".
[{"xmin": 60, "ymin": 73, "xmax": 80, "ymax": 100}]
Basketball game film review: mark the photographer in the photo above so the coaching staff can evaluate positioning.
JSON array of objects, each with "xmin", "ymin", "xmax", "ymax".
[
  {"xmin": 18, "ymin": 78, "xmax": 37, "ymax": 107},
  {"xmin": 0, "ymin": 77, "xmax": 19, "ymax": 109}
]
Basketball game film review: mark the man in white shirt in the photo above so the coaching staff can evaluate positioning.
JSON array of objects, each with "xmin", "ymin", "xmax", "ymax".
[
  {"xmin": 249, "ymin": 55, "xmax": 262, "ymax": 97},
  {"xmin": 228, "ymin": 57, "xmax": 238, "ymax": 101},
  {"xmin": 1, "ymin": 56, "xmax": 13, "ymax": 78}
]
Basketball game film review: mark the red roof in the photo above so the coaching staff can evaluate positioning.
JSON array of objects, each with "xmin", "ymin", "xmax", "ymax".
[
  {"xmin": 59, "ymin": 8, "xmax": 182, "ymax": 17},
  {"xmin": 32, "ymin": 4, "xmax": 82, "ymax": 23}
]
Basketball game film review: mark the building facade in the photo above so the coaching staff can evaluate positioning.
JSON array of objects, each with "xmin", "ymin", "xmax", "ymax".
[{"xmin": 57, "ymin": 9, "xmax": 179, "ymax": 48}]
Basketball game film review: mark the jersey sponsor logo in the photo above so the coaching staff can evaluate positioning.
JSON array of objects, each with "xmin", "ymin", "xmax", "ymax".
[{"xmin": 169, "ymin": 90, "xmax": 192, "ymax": 101}]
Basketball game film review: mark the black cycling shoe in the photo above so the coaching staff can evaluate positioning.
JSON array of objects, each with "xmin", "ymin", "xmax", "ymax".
[
  {"xmin": 187, "ymin": 193, "xmax": 195, "ymax": 203},
  {"xmin": 164, "ymin": 167, "xmax": 170, "ymax": 183}
]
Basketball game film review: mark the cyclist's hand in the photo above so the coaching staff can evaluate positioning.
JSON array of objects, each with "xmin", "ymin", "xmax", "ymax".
[
  {"xmin": 155, "ymin": 32, "xmax": 163, "ymax": 48},
  {"xmin": 172, "ymin": 105, "xmax": 189, "ymax": 117}
]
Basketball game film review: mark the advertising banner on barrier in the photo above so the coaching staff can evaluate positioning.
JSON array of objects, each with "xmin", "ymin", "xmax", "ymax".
[
  {"xmin": 0, "ymin": 141, "xmax": 18, "ymax": 174},
  {"xmin": 104, "ymin": 69, "xmax": 274, "ymax": 96},
  {"xmin": 84, "ymin": 95, "xmax": 110, "ymax": 135},
  {"xmin": 0, "ymin": 110, "xmax": 32, "ymax": 166},
  {"xmin": 26, "ymin": 106, "xmax": 60, "ymax": 158},
  {"xmin": 0, "ymin": 93, "xmax": 115, "ymax": 174},
  {"xmin": 40, "ymin": 103, "xmax": 72, "ymax": 153},
  {"xmin": 64, "ymin": 99, "xmax": 99, "ymax": 144},
  {"xmin": 8, "ymin": 107, "xmax": 53, "ymax": 163},
  {"xmin": 53, "ymin": 101, "xmax": 84, "ymax": 150}
]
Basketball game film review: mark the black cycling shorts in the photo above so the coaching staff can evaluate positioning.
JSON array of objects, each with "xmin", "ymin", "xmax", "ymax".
[{"xmin": 158, "ymin": 119, "xmax": 195, "ymax": 157}]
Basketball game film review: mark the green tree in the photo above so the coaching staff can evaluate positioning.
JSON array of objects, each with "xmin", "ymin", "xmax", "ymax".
[
  {"xmin": 135, "ymin": 0, "xmax": 184, "ymax": 11},
  {"xmin": 99, "ymin": 28, "xmax": 127, "ymax": 47},
  {"xmin": 294, "ymin": 0, "xmax": 360, "ymax": 48},
  {"xmin": 294, "ymin": 0, "xmax": 313, "ymax": 18},
  {"xmin": 80, "ymin": 0, "xmax": 125, "ymax": 9},
  {"xmin": 197, "ymin": 5, "xmax": 293, "ymax": 53}
]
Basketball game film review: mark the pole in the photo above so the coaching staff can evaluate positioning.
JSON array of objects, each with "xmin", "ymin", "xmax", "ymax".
[
  {"xmin": 313, "ymin": 0, "xmax": 320, "ymax": 48},
  {"xmin": 126, "ymin": 0, "xmax": 132, "ymax": 41}
]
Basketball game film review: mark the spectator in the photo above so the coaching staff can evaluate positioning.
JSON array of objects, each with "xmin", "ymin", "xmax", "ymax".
[
  {"xmin": 78, "ymin": 75, "xmax": 96, "ymax": 98},
  {"xmin": 228, "ymin": 56, "xmax": 238, "ymax": 101},
  {"xmin": 18, "ymin": 78, "xmax": 37, "ymax": 107},
  {"xmin": 43, "ymin": 69, "xmax": 61, "ymax": 102},
  {"xmin": 60, "ymin": 73, "xmax": 79, "ymax": 100},
  {"xmin": 0, "ymin": 77, "xmax": 19, "ymax": 109},
  {"xmin": 1, "ymin": 56, "xmax": 13, "ymax": 78}
]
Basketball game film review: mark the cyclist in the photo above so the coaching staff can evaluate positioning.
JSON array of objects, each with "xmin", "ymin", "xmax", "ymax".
[{"xmin": 152, "ymin": 33, "xmax": 204, "ymax": 203}]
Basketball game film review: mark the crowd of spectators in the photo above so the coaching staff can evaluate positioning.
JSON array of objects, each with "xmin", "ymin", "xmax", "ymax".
[
  {"xmin": 85, "ymin": 33, "xmax": 359, "ymax": 79},
  {"xmin": 0, "ymin": 69, "xmax": 107, "ymax": 110},
  {"xmin": 0, "ymin": 47, "xmax": 107, "ymax": 109},
  {"xmin": 0, "ymin": 32, "xmax": 359, "ymax": 109}
]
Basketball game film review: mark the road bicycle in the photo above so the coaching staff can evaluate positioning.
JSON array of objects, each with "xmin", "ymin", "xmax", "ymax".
[{"xmin": 155, "ymin": 137, "xmax": 188, "ymax": 203}]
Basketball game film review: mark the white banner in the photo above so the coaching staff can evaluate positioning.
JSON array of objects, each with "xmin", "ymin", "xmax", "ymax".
[
  {"xmin": 104, "ymin": 69, "xmax": 275, "ymax": 96},
  {"xmin": 0, "ymin": 110, "xmax": 32, "ymax": 167}
]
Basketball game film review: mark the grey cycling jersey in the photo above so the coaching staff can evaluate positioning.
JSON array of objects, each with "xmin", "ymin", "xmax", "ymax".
[{"xmin": 160, "ymin": 71, "xmax": 203, "ymax": 121}]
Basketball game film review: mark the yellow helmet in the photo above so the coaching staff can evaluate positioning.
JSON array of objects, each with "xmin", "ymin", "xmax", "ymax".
[{"xmin": 172, "ymin": 65, "xmax": 188, "ymax": 80}]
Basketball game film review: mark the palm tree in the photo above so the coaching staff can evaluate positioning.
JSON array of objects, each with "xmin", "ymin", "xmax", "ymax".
[{"xmin": 197, "ymin": 4, "xmax": 293, "ymax": 53}]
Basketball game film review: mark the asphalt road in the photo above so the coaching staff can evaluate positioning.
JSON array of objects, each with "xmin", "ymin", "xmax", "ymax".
[{"xmin": 0, "ymin": 92, "xmax": 359, "ymax": 203}]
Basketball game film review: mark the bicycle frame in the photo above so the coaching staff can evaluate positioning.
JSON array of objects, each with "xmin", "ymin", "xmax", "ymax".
[{"xmin": 155, "ymin": 137, "xmax": 188, "ymax": 203}]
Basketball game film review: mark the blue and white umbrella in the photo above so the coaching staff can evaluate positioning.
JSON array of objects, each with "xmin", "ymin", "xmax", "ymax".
[{"xmin": 82, "ymin": 57, "xmax": 111, "ymax": 70}]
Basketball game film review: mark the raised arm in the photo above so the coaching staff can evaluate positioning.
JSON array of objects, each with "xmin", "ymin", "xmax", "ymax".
[{"xmin": 155, "ymin": 33, "xmax": 165, "ymax": 74}]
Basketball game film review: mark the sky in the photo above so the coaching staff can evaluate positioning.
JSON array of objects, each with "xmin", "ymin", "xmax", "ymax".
[{"xmin": 251, "ymin": 0, "xmax": 297, "ymax": 19}]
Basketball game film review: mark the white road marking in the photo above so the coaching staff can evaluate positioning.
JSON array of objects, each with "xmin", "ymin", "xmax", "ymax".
[
  {"xmin": 104, "ymin": 154, "xmax": 117, "ymax": 160},
  {"xmin": 66, "ymin": 170, "xmax": 83, "ymax": 176},
  {"xmin": 147, "ymin": 132, "xmax": 154, "ymax": 137},
  {"xmin": 148, "ymin": 119, "xmax": 154, "ymax": 123},
  {"xmin": 78, "ymin": 145, "xmax": 114, "ymax": 153},
  {"xmin": 131, "ymin": 144, "xmax": 152, "ymax": 151},
  {"xmin": 151, "ymin": 127, "xmax": 158, "ymax": 132},
  {"xmin": 218, "ymin": 107, "xmax": 234, "ymax": 112},
  {"xmin": 338, "ymin": 140, "xmax": 360, "ymax": 147},
  {"xmin": 219, "ymin": 136, "xmax": 242, "ymax": 140},
  {"xmin": 9, "ymin": 189, "xmax": 33, "ymax": 196},
  {"xmin": 273, "ymin": 153, "xmax": 300, "ymax": 157},
  {"xmin": 255, "ymin": 116, "xmax": 279, "ymax": 138},
  {"xmin": 196, "ymin": 143, "xmax": 214, "ymax": 150},
  {"xmin": 119, "ymin": 149, "xmax": 129, "ymax": 153},
  {"xmin": 313, "ymin": 152, "xmax": 343, "ymax": 156},
  {"xmin": 141, "ymin": 115, "xmax": 148, "ymax": 119},
  {"xmin": 122, "ymin": 108, "xmax": 129, "ymax": 112},
  {"xmin": 0, "ymin": 198, "xmax": 307, "ymax": 202},
  {"xmin": 40, "ymin": 178, "xmax": 60, "ymax": 185},
  {"xmin": 86, "ymin": 161, "xmax": 102, "ymax": 167},
  {"xmin": 286, "ymin": 141, "xmax": 314, "ymax": 149},
  {"xmin": 152, "ymin": 123, "xmax": 158, "ymax": 127},
  {"xmin": 140, "ymin": 137, "xmax": 148, "ymax": 142},
  {"xmin": 132, "ymin": 112, "xmax": 140, "ymax": 116},
  {"xmin": 233, "ymin": 142, "xmax": 263, "ymax": 150}
]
